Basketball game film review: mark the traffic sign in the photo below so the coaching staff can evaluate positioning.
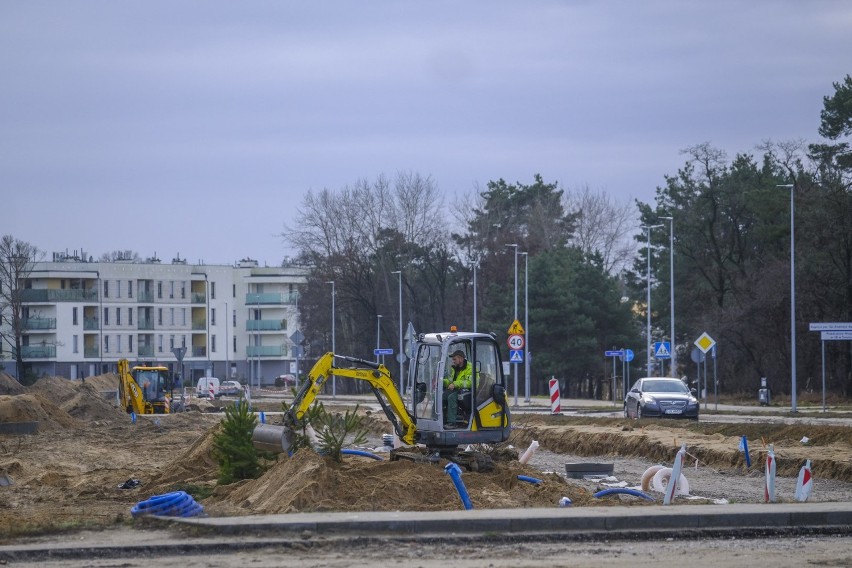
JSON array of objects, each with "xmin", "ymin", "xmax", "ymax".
[
  {"xmin": 509, "ymin": 349, "xmax": 524, "ymax": 363},
  {"xmin": 621, "ymin": 348, "xmax": 635, "ymax": 362},
  {"xmin": 605, "ymin": 350, "xmax": 624, "ymax": 357},
  {"xmin": 508, "ymin": 319, "xmax": 525, "ymax": 335},
  {"xmin": 694, "ymin": 332, "xmax": 716, "ymax": 354},
  {"xmin": 374, "ymin": 348, "xmax": 394, "ymax": 356},
  {"xmin": 809, "ymin": 322, "xmax": 852, "ymax": 332},
  {"xmin": 507, "ymin": 334, "xmax": 525, "ymax": 350},
  {"xmin": 690, "ymin": 347, "xmax": 705, "ymax": 363},
  {"xmin": 654, "ymin": 342, "xmax": 671, "ymax": 359},
  {"xmin": 821, "ymin": 330, "xmax": 852, "ymax": 341}
]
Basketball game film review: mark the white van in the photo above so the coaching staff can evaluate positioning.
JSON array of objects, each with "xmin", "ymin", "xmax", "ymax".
[{"xmin": 196, "ymin": 377, "xmax": 220, "ymax": 398}]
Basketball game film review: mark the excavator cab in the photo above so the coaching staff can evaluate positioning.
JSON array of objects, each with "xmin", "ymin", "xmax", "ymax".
[{"xmin": 118, "ymin": 358, "xmax": 172, "ymax": 415}]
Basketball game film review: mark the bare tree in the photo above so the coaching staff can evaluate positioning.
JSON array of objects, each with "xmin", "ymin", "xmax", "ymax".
[
  {"xmin": 564, "ymin": 185, "xmax": 639, "ymax": 274},
  {"xmin": 99, "ymin": 250, "xmax": 141, "ymax": 262},
  {"xmin": 0, "ymin": 235, "xmax": 43, "ymax": 381}
]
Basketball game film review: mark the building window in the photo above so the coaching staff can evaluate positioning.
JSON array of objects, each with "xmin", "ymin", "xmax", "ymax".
[
  {"xmin": 232, "ymin": 284, "xmax": 236, "ymax": 298},
  {"xmin": 169, "ymin": 281, "xmax": 174, "ymax": 299},
  {"xmin": 181, "ymin": 335, "xmax": 186, "ymax": 348},
  {"xmin": 73, "ymin": 335, "xmax": 78, "ymax": 353},
  {"xmin": 233, "ymin": 336, "xmax": 237, "ymax": 354},
  {"xmin": 211, "ymin": 308, "xmax": 216, "ymax": 326},
  {"xmin": 117, "ymin": 335, "xmax": 122, "ymax": 353},
  {"xmin": 129, "ymin": 335, "xmax": 134, "ymax": 352},
  {"xmin": 158, "ymin": 308, "xmax": 163, "ymax": 326},
  {"xmin": 170, "ymin": 335, "xmax": 175, "ymax": 349},
  {"xmin": 128, "ymin": 308, "xmax": 133, "ymax": 326},
  {"xmin": 181, "ymin": 308, "xmax": 186, "ymax": 326},
  {"xmin": 211, "ymin": 334, "xmax": 216, "ymax": 353},
  {"xmin": 104, "ymin": 307, "xmax": 109, "ymax": 326},
  {"xmin": 158, "ymin": 335, "xmax": 163, "ymax": 352},
  {"xmin": 128, "ymin": 280, "xmax": 133, "ymax": 298},
  {"xmin": 104, "ymin": 280, "xmax": 109, "ymax": 298},
  {"xmin": 282, "ymin": 318, "xmax": 287, "ymax": 330},
  {"xmin": 157, "ymin": 281, "xmax": 163, "ymax": 299},
  {"xmin": 170, "ymin": 308, "xmax": 175, "ymax": 326},
  {"xmin": 181, "ymin": 281, "xmax": 186, "ymax": 299},
  {"xmin": 211, "ymin": 282, "xmax": 216, "ymax": 299},
  {"xmin": 232, "ymin": 309, "xmax": 236, "ymax": 327},
  {"xmin": 104, "ymin": 335, "xmax": 110, "ymax": 353},
  {"xmin": 73, "ymin": 307, "xmax": 78, "ymax": 326},
  {"xmin": 116, "ymin": 308, "xmax": 121, "ymax": 326}
]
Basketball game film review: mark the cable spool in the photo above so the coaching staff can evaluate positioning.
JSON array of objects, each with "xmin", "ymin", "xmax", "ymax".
[
  {"xmin": 651, "ymin": 467, "xmax": 690, "ymax": 495},
  {"xmin": 640, "ymin": 464, "xmax": 665, "ymax": 491}
]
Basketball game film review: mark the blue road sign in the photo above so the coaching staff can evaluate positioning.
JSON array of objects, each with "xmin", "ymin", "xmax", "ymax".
[
  {"xmin": 654, "ymin": 342, "xmax": 671, "ymax": 359},
  {"xmin": 373, "ymin": 348, "xmax": 394, "ymax": 356},
  {"xmin": 509, "ymin": 349, "xmax": 524, "ymax": 363},
  {"xmin": 605, "ymin": 350, "xmax": 624, "ymax": 357}
]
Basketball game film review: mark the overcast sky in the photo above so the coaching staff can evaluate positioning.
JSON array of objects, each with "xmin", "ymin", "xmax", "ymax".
[{"xmin": 2, "ymin": 1, "xmax": 850, "ymax": 266}]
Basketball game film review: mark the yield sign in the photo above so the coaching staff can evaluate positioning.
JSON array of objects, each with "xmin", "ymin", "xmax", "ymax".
[{"xmin": 694, "ymin": 332, "xmax": 716, "ymax": 354}]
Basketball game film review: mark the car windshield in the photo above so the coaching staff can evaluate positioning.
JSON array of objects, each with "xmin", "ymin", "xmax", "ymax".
[{"xmin": 642, "ymin": 380, "xmax": 689, "ymax": 394}]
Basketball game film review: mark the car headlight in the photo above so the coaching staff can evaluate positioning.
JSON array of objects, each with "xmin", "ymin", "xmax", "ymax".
[
  {"xmin": 687, "ymin": 398, "xmax": 698, "ymax": 407},
  {"xmin": 642, "ymin": 396, "xmax": 659, "ymax": 407}
]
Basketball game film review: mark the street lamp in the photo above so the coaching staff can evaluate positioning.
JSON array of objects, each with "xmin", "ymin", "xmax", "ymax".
[
  {"xmin": 642, "ymin": 224, "xmax": 664, "ymax": 376},
  {"xmin": 520, "ymin": 251, "xmax": 530, "ymax": 402},
  {"xmin": 659, "ymin": 216, "xmax": 675, "ymax": 376},
  {"xmin": 325, "ymin": 281, "xmax": 336, "ymax": 398},
  {"xmin": 391, "ymin": 271, "xmax": 404, "ymax": 394},
  {"xmin": 777, "ymin": 183, "xmax": 797, "ymax": 413},
  {"xmin": 375, "ymin": 314, "xmax": 382, "ymax": 364},
  {"xmin": 469, "ymin": 254, "xmax": 480, "ymax": 333},
  {"xmin": 506, "ymin": 243, "xmax": 519, "ymax": 406}
]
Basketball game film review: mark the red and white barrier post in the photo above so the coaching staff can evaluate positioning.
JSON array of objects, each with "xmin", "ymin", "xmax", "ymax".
[
  {"xmin": 549, "ymin": 377, "xmax": 561, "ymax": 414},
  {"xmin": 795, "ymin": 459, "xmax": 813, "ymax": 502}
]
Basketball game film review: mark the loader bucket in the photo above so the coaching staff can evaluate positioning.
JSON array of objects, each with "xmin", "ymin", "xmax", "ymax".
[{"xmin": 252, "ymin": 424, "xmax": 293, "ymax": 454}]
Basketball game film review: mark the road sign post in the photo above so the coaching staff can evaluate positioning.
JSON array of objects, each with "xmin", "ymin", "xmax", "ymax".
[{"xmin": 811, "ymin": 323, "xmax": 852, "ymax": 413}]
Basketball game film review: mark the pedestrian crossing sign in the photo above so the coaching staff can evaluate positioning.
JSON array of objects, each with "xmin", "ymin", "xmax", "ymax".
[
  {"xmin": 509, "ymin": 349, "xmax": 524, "ymax": 363},
  {"xmin": 654, "ymin": 342, "xmax": 671, "ymax": 359}
]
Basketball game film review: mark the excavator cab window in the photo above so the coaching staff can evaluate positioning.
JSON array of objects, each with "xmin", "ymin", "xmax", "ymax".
[{"xmin": 412, "ymin": 343, "xmax": 443, "ymax": 422}]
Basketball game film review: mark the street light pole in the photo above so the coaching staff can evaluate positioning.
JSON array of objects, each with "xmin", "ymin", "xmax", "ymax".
[
  {"xmin": 520, "ymin": 251, "xmax": 530, "ymax": 402},
  {"xmin": 391, "ymin": 271, "xmax": 404, "ymax": 394},
  {"xmin": 777, "ymin": 183, "xmax": 797, "ymax": 413},
  {"xmin": 376, "ymin": 314, "xmax": 382, "ymax": 364},
  {"xmin": 642, "ymin": 225, "xmax": 663, "ymax": 376},
  {"xmin": 660, "ymin": 216, "xmax": 675, "ymax": 376},
  {"xmin": 506, "ymin": 243, "xmax": 519, "ymax": 406},
  {"xmin": 325, "ymin": 281, "xmax": 336, "ymax": 398}
]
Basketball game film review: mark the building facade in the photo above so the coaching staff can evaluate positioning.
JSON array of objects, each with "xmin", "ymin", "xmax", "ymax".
[{"xmin": 4, "ymin": 252, "xmax": 307, "ymax": 386}]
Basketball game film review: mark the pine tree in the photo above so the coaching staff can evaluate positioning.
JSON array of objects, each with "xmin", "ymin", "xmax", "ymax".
[{"xmin": 213, "ymin": 399, "xmax": 261, "ymax": 484}]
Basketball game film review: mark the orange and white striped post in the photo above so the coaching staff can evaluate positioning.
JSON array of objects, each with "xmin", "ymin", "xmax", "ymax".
[{"xmin": 549, "ymin": 377, "xmax": 561, "ymax": 414}]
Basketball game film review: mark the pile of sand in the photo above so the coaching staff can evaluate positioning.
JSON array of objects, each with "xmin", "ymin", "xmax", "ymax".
[
  {"xmin": 0, "ymin": 372, "xmax": 25, "ymax": 396},
  {"xmin": 0, "ymin": 393, "xmax": 82, "ymax": 431}
]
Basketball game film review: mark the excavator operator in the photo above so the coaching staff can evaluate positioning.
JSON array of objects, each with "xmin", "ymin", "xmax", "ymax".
[{"xmin": 443, "ymin": 349, "xmax": 472, "ymax": 426}]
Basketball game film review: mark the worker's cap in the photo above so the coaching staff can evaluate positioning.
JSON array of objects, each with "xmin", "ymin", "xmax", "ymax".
[{"xmin": 450, "ymin": 350, "xmax": 466, "ymax": 359}]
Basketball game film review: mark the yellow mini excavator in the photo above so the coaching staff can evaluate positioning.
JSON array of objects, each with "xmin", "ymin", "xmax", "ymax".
[
  {"xmin": 252, "ymin": 329, "xmax": 511, "ymax": 467},
  {"xmin": 117, "ymin": 359, "xmax": 172, "ymax": 415}
]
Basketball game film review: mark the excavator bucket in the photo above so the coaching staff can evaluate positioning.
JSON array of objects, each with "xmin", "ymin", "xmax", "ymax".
[{"xmin": 251, "ymin": 423, "xmax": 294, "ymax": 454}]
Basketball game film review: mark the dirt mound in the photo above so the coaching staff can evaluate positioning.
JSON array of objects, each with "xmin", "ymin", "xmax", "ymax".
[
  {"xmin": 83, "ymin": 372, "xmax": 120, "ymax": 392},
  {"xmin": 207, "ymin": 447, "xmax": 599, "ymax": 515},
  {"xmin": 148, "ymin": 423, "xmax": 222, "ymax": 491},
  {"xmin": 0, "ymin": 394, "xmax": 82, "ymax": 430},
  {"xmin": 29, "ymin": 376, "xmax": 79, "ymax": 406},
  {"xmin": 0, "ymin": 372, "xmax": 26, "ymax": 396},
  {"xmin": 61, "ymin": 383, "xmax": 126, "ymax": 421}
]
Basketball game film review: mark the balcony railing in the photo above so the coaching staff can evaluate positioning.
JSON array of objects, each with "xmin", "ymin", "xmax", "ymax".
[
  {"xmin": 137, "ymin": 290, "xmax": 154, "ymax": 303},
  {"xmin": 21, "ymin": 345, "xmax": 56, "ymax": 358},
  {"xmin": 245, "ymin": 292, "xmax": 298, "ymax": 305},
  {"xmin": 84, "ymin": 346, "xmax": 99, "ymax": 358},
  {"xmin": 192, "ymin": 322, "xmax": 206, "ymax": 331},
  {"xmin": 137, "ymin": 319, "xmax": 155, "ymax": 330},
  {"xmin": 246, "ymin": 320, "xmax": 283, "ymax": 331},
  {"xmin": 84, "ymin": 317, "xmax": 99, "ymax": 330},
  {"xmin": 246, "ymin": 345, "xmax": 286, "ymax": 357},
  {"xmin": 191, "ymin": 293, "xmax": 206, "ymax": 304},
  {"xmin": 191, "ymin": 346, "xmax": 207, "ymax": 357},
  {"xmin": 22, "ymin": 318, "xmax": 57, "ymax": 330},
  {"xmin": 21, "ymin": 289, "xmax": 98, "ymax": 302},
  {"xmin": 138, "ymin": 345, "xmax": 154, "ymax": 357}
]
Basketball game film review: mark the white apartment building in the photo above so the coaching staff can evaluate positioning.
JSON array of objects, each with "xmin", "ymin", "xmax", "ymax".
[{"xmin": 5, "ymin": 251, "xmax": 308, "ymax": 385}]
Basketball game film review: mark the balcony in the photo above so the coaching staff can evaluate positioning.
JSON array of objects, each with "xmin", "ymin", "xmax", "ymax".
[
  {"xmin": 138, "ymin": 345, "xmax": 154, "ymax": 357},
  {"xmin": 21, "ymin": 344, "xmax": 56, "ymax": 358},
  {"xmin": 245, "ymin": 292, "xmax": 298, "ymax": 305},
  {"xmin": 137, "ymin": 290, "xmax": 154, "ymax": 303},
  {"xmin": 246, "ymin": 319, "xmax": 283, "ymax": 331},
  {"xmin": 191, "ymin": 293, "xmax": 206, "ymax": 304},
  {"xmin": 84, "ymin": 317, "xmax": 99, "ymax": 330},
  {"xmin": 137, "ymin": 318, "xmax": 154, "ymax": 331},
  {"xmin": 84, "ymin": 347, "xmax": 99, "ymax": 358},
  {"xmin": 192, "ymin": 322, "xmax": 206, "ymax": 331},
  {"xmin": 246, "ymin": 345, "xmax": 286, "ymax": 357},
  {"xmin": 191, "ymin": 346, "xmax": 206, "ymax": 357},
  {"xmin": 22, "ymin": 318, "xmax": 57, "ymax": 330},
  {"xmin": 21, "ymin": 289, "xmax": 98, "ymax": 302}
]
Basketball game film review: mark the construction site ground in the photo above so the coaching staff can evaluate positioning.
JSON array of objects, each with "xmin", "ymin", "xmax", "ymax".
[{"xmin": 3, "ymin": 371, "xmax": 852, "ymax": 545}]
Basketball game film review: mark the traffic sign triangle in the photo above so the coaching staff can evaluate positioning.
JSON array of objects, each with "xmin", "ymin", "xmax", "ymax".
[
  {"xmin": 508, "ymin": 319, "xmax": 525, "ymax": 335},
  {"xmin": 655, "ymin": 343, "xmax": 670, "ymax": 357},
  {"xmin": 509, "ymin": 350, "xmax": 523, "ymax": 362}
]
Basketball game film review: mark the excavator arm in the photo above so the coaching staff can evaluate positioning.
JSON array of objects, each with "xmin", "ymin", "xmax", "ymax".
[{"xmin": 286, "ymin": 352, "xmax": 417, "ymax": 445}]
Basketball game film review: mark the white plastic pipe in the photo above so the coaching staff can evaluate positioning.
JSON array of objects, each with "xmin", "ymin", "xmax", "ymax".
[{"xmin": 519, "ymin": 440, "xmax": 539, "ymax": 465}]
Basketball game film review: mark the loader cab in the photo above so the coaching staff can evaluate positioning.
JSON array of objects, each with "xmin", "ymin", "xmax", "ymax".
[
  {"xmin": 132, "ymin": 365, "xmax": 171, "ymax": 412},
  {"xmin": 411, "ymin": 331, "xmax": 510, "ymax": 450}
]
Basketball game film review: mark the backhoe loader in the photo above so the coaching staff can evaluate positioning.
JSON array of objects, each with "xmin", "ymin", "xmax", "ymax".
[
  {"xmin": 117, "ymin": 359, "xmax": 172, "ymax": 414},
  {"xmin": 252, "ymin": 329, "xmax": 511, "ymax": 467}
]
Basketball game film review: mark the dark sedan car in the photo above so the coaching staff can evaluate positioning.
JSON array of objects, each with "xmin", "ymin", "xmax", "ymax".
[{"xmin": 624, "ymin": 378, "xmax": 699, "ymax": 420}]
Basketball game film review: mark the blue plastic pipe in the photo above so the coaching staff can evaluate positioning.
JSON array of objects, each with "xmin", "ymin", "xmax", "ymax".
[
  {"xmin": 593, "ymin": 488, "xmax": 655, "ymax": 501},
  {"xmin": 131, "ymin": 491, "xmax": 205, "ymax": 518},
  {"xmin": 341, "ymin": 449, "xmax": 384, "ymax": 460},
  {"xmin": 742, "ymin": 435, "xmax": 751, "ymax": 468},
  {"xmin": 444, "ymin": 463, "xmax": 473, "ymax": 510},
  {"xmin": 517, "ymin": 475, "xmax": 542, "ymax": 485}
]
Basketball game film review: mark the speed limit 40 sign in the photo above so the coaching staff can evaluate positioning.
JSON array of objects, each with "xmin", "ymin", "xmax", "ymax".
[{"xmin": 507, "ymin": 334, "xmax": 525, "ymax": 350}]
